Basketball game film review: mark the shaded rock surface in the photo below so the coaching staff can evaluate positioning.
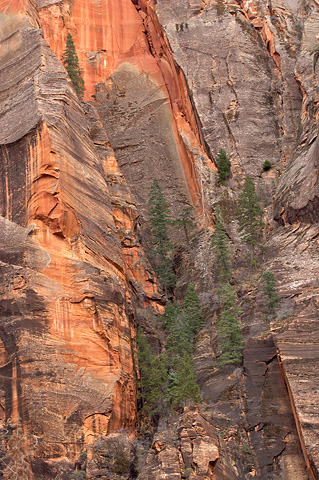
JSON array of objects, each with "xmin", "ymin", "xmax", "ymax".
[{"xmin": 1, "ymin": 0, "xmax": 319, "ymax": 479}]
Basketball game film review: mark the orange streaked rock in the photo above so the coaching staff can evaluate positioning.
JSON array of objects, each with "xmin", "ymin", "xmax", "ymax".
[
  {"xmin": 0, "ymin": 9, "xmax": 149, "ymax": 472},
  {"xmin": 38, "ymin": 0, "xmax": 214, "ymax": 218}
]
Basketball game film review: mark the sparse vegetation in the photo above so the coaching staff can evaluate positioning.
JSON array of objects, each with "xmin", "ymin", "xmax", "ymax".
[
  {"xmin": 242, "ymin": 444, "xmax": 251, "ymax": 454},
  {"xmin": 147, "ymin": 178, "xmax": 175, "ymax": 291},
  {"xmin": 262, "ymin": 160, "xmax": 272, "ymax": 171},
  {"xmin": 236, "ymin": 175, "xmax": 264, "ymax": 265},
  {"xmin": 172, "ymin": 206, "xmax": 194, "ymax": 243},
  {"xmin": 216, "ymin": 148, "xmax": 231, "ymax": 185},
  {"xmin": 212, "ymin": 209, "xmax": 242, "ymax": 367},
  {"xmin": 261, "ymin": 270, "xmax": 280, "ymax": 317},
  {"xmin": 69, "ymin": 471, "xmax": 86, "ymax": 480}
]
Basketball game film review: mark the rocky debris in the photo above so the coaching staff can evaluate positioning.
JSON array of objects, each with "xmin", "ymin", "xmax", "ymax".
[
  {"xmin": 87, "ymin": 433, "xmax": 136, "ymax": 480},
  {"xmin": 138, "ymin": 405, "xmax": 238, "ymax": 480}
]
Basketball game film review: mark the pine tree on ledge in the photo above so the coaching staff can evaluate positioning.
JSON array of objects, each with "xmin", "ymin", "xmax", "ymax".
[
  {"xmin": 216, "ymin": 148, "xmax": 231, "ymax": 185},
  {"xmin": 62, "ymin": 33, "xmax": 85, "ymax": 98}
]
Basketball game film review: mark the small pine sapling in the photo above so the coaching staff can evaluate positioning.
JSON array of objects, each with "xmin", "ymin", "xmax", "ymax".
[
  {"xmin": 216, "ymin": 149, "xmax": 231, "ymax": 185},
  {"xmin": 262, "ymin": 160, "xmax": 272, "ymax": 171}
]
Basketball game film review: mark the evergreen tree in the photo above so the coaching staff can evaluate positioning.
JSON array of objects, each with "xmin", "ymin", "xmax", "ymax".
[
  {"xmin": 172, "ymin": 206, "xmax": 194, "ymax": 243},
  {"xmin": 236, "ymin": 175, "xmax": 264, "ymax": 246},
  {"xmin": 168, "ymin": 353, "xmax": 202, "ymax": 408},
  {"xmin": 148, "ymin": 178, "xmax": 175, "ymax": 289},
  {"xmin": 62, "ymin": 33, "xmax": 85, "ymax": 98},
  {"xmin": 211, "ymin": 207, "xmax": 231, "ymax": 283},
  {"xmin": 166, "ymin": 312, "xmax": 193, "ymax": 367},
  {"xmin": 136, "ymin": 328, "xmax": 168, "ymax": 415},
  {"xmin": 184, "ymin": 283, "xmax": 205, "ymax": 335},
  {"xmin": 217, "ymin": 282, "xmax": 242, "ymax": 366},
  {"xmin": 261, "ymin": 271, "xmax": 279, "ymax": 316},
  {"xmin": 162, "ymin": 301, "xmax": 181, "ymax": 331},
  {"xmin": 211, "ymin": 208, "xmax": 242, "ymax": 366},
  {"xmin": 236, "ymin": 175, "xmax": 264, "ymax": 265},
  {"xmin": 216, "ymin": 148, "xmax": 231, "ymax": 185}
]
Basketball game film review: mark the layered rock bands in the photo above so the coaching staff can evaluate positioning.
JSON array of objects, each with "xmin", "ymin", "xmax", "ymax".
[{"xmin": 1, "ymin": 0, "xmax": 319, "ymax": 479}]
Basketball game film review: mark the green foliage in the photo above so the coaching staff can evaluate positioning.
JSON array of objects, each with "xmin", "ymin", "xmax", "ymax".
[
  {"xmin": 242, "ymin": 445, "xmax": 251, "ymax": 454},
  {"xmin": 211, "ymin": 207, "xmax": 231, "ymax": 283},
  {"xmin": 69, "ymin": 471, "xmax": 86, "ymax": 480},
  {"xmin": 166, "ymin": 312, "xmax": 193, "ymax": 367},
  {"xmin": 217, "ymin": 282, "xmax": 242, "ymax": 366},
  {"xmin": 236, "ymin": 175, "xmax": 264, "ymax": 258},
  {"xmin": 181, "ymin": 467, "xmax": 193, "ymax": 479},
  {"xmin": 172, "ymin": 206, "xmax": 194, "ymax": 242},
  {"xmin": 184, "ymin": 282, "xmax": 205, "ymax": 335},
  {"xmin": 262, "ymin": 160, "xmax": 272, "ymax": 171},
  {"xmin": 148, "ymin": 178, "xmax": 175, "ymax": 289},
  {"xmin": 261, "ymin": 271, "xmax": 279, "ymax": 316},
  {"xmin": 62, "ymin": 33, "xmax": 85, "ymax": 98},
  {"xmin": 162, "ymin": 301, "xmax": 181, "ymax": 331},
  {"xmin": 137, "ymin": 285, "xmax": 205, "ymax": 415},
  {"xmin": 211, "ymin": 208, "xmax": 242, "ymax": 366},
  {"xmin": 136, "ymin": 328, "xmax": 168, "ymax": 416},
  {"xmin": 168, "ymin": 353, "xmax": 201, "ymax": 407},
  {"xmin": 216, "ymin": 148, "xmax": 231, "ymax": 185}
]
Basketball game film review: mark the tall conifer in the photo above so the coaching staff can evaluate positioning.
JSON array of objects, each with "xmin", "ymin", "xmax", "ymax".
[
  {"xmin": 217, "ymin": 282, "xmax": 242, "ymax": 366},
  {"xmin": 236, "ymin": 176, "xmax": 264, "ymax": 247},
  {"xmin": 211, "ymin": 208, "xmax": 243, "ymax": 366},
  {"xmin": 62, "ymin": 33, "xmax": 85, "ymax": 98},
  {"xmin": 168, "ymin": 353, "xmax": 201, "ymax": 407},
  {"xmin": 147, "ymin": 178, "xmax": 175, "ymax": 289},
  {"xmin": 136, "ymin": 328, "xmax": 168, "ymax": 415},
  {"xmin": 211, "ymin": 207, "xmax": 231, "ymax": 283},
  {"xmin": 261, "ymin": 271, "xmax": 279, "ymax": 316},
  {"xmin": 184, "ymin": 283, "xmax": 205, "ymax": 335}
]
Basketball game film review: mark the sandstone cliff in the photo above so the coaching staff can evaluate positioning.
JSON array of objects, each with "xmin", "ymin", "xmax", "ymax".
[{"xmin": 0, "ymin": 0, "xmax": 319, "ymax": 479}]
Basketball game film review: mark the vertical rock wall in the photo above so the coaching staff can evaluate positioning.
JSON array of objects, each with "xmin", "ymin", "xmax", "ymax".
[
  {"xmin": 0, "ymin": 2, "xmax": 161, "ymax": 474},
  {"xmin": 1, "ymin": 0, "xmax": 319, "ymax": 479}
]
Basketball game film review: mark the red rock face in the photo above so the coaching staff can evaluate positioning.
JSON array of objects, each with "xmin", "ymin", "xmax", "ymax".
[
  {"xmin": 2, "ymin": 0, "xmax": 319, "ymax": 478},
  {"xmin": 37, "ymin": 0, "xmax": 215, "ymax": 218},
  {"xmin": 0, "ymin": 3, "xmax": 162, "ymax": 474}
]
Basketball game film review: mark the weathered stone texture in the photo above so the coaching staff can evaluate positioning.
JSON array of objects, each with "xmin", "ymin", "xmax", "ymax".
[
  {"xmin": 2, "ymin": 0, "xmax": 319, "ymax": 479},
  {"xmin": 138, "ymin": 406, "xmax": 238, "ymax": 480},
  {"xmin": 244, "ymin": 336, "xmax": 310, "ymax": 479},
  {"xmin": 0, "ymin": 3, "xmax": 159, "ymax": 475},
  {"xmin": 37, "ymin": 0, "xmax": 214, "ymax": 224}
]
